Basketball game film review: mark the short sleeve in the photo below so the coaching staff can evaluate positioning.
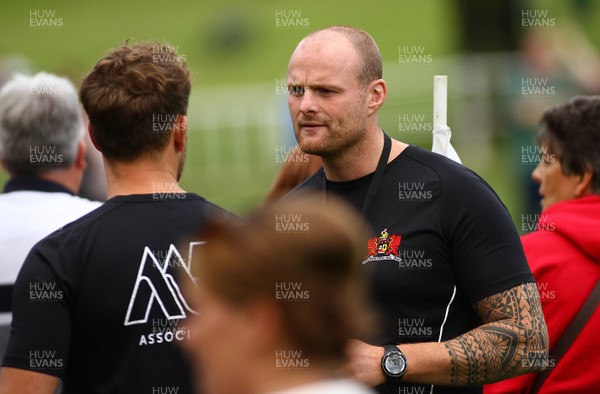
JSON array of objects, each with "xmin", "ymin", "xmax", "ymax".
[
  {"xmin": 443, "ymin": 170, "xmax": 534, "ymax": 305},
  {"xmin": 2, "ymin": 240, "xmax": 72, "ymax": 378}
]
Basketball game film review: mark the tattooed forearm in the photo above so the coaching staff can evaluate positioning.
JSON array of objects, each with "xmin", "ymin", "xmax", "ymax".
[{"xmin": 444, "ymin": 282, "xmax": 549, "ymax": 385}]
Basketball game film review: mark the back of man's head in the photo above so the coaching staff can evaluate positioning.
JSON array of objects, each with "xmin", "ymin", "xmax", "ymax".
[
  {"xmin": 0, "ymin": 72, "xmax": 84, "ymax": 176},
  {"xmin": 79, "ymin": 42, "xmax": 191, "ymax": 163}
]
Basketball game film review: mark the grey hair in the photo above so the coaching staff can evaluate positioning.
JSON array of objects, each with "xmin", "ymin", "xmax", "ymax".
[{"xmin": 0, "ymin": 72, "xmax": 84, "ymax": 176}]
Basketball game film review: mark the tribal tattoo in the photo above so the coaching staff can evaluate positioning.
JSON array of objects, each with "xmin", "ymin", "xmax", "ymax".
[{"xmin": 444, "ymin": 282, "xmax": 549, "ymax": 385}]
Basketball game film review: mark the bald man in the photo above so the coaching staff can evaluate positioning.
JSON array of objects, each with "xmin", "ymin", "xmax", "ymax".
[{"xmin": 285, "ymin": 26, "xmax": 549, "ymax": 394}]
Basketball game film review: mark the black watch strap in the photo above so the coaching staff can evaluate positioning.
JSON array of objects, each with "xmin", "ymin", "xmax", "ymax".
[{"xmin": 383, "ymin": 344, "xmax": 399, "ymax": 354}]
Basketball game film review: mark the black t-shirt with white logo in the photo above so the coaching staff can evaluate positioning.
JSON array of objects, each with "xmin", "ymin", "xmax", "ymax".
[
  {"xmin": 3, "ymin": 194, "xmax": 233, "ymax": 394},
  {"xmin": 293, "ymin": 146, "xmax": 533, "ymax": 394}
]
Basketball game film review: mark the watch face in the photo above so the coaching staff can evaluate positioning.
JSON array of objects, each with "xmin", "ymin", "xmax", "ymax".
[{"xmin": 384, "ymin": 353, "xmax": 406, "ymax": 375}]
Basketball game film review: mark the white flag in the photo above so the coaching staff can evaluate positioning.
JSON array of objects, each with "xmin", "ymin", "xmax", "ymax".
[{"xmin": 432, "ymin": 125, "xmax": 461, "ymax": 164}]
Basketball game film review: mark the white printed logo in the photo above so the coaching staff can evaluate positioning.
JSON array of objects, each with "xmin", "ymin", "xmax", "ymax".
[{"xmin": 124, "ymin": 242, "xmax": 203, "ymax": 326}]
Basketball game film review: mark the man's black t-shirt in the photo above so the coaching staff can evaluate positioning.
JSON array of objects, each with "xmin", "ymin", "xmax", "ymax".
[
  {"xmin": 3, "ymin": 193, "xmax": 233, "ymax": 394},
  {"xmin": 292, "ymin": 145, "xmax": 534, "ymax": 394}
]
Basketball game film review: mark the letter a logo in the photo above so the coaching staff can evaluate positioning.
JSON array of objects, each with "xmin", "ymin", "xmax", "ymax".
[{"xmin": 124, "ymin": 243, "xmax": 202, "ymax": 326}]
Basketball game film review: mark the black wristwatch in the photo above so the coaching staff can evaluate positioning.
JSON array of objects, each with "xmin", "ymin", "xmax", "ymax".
[{"xmin": 381, "ymin": 344, "xmax": 408, "ymax": 380}]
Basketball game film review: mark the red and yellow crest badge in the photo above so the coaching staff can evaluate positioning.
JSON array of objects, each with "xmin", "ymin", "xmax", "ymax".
[{"xmin": 362, "ymin": 228, "xmax": 402, "ymax": 264}]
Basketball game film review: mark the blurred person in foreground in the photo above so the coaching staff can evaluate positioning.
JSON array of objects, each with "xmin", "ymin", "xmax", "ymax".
[
  {"xmin": 0, "ymin": 72, "xmax": 101, "ymax": 357},
  {"xmin": 285, "ymin": 26, "xmax": 549, "ymax": 394},
  {"xmin": 0, "ymin": 42, "xmax": 233, "ymax": 393},
  {"xmin": 183, "ymin": 193, "xmax": 374, "ymax": 394},
  {"xmin": 486, "ymin": 96, "xmax": 600, "ymax": 393}
]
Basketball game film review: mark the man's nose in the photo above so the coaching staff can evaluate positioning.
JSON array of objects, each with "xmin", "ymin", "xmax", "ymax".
[{"xmin": 298, "ymin": 90, "xmax": 318, "ymax": 114}]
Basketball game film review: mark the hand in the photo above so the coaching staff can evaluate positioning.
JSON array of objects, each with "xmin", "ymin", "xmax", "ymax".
[{"xmin": 345, "ymin": 339, "xmax": 386, "ymax": 387}]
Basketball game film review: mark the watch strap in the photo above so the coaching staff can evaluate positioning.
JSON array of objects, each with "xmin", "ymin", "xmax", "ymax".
[{"xmin": 381, "ymin": 344, "xmax": 407, "ymax": 380}]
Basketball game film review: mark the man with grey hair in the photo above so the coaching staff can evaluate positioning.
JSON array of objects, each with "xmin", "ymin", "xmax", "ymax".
[{"xmin": 0, "ymin": 72, "xmax": 100, "ymax": 357}]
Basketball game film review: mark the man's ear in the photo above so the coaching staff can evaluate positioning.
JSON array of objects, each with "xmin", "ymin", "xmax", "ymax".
[
  {"xmin": 367, "ymin": 79, "xmax": 387, "ymax": 116},
  {"xmin": 574, "ymin": 167, "xmax": 594, "ymax": 198},
  {"xmin": 173, "ymin": 115, "xmax": 188, "ymax": 153},
  {"xmin": 87, "ymin": 123, "xmax": 101, "ymax": 152},
  {"xmin": 74, "ymin": 139, "xmax": 87, "ymax": 171}
]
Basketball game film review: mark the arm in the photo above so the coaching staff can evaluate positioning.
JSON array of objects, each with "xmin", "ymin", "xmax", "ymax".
[
  {"xmin": 263, "ymin": 146, "xmax": 322, "ymax": 207},
  {"xmin": 347, "ymin": 282, "xmax": 549, "ymax": 386},
  {"xmin": 0, "ymin": 367, "xmax": 60, "ymax": 394},
  {"xmin": 0, "ymin": 242, "xmax": 71, "ymax": 392}
]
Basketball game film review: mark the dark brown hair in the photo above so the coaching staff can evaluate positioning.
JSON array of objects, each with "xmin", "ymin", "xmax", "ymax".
[
  {"xmin": 537, "ymin": 95, "xmax": 600, "ymax": 193},
  {"xmin": 192, "ymin": 193, "xmax": 373, "ymax": 362},
  {"xmin": 80, "ymin": 42, "xmax": 190, "ymax": 162}
]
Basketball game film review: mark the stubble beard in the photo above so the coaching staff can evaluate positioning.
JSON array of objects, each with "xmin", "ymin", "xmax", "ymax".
[
  {"xmin": 294, "ymin": 113, "xmax": 367, "ymax": 160},
  {"xmin": 295, "ymin": 89, "xmax": 370, "ymax": 159}
]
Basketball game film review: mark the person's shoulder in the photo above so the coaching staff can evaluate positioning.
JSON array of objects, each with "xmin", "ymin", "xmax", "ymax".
[
  {"xmin": 41, "ymin": 200, "xmax": 113, "ymax": 241},
  {"xmin": 61, "ymin": 194, "xmax": 103, "ymax": 214},
  {"xmin": 404, "ymin": 145, "xmax": 498, "ymax": 195},
  {"xmin": 189, "ymin": 194, "xmax": 239, "ymax": 222},
  {"xmin": 0, "ymin": 191, "xmax": 101, "ymax": 217},
  {"xmin": 101, "ymin": 193, "xmax": 238, "ymax": 225},
  {"xmin": 403, "ymin": 145, "xmax": 477, "ymax": 180},
  {"xmin": 286, "ymin": 167, "xmax": 324, "ymax": 196},
  {"xmin": 31, "ymin": 194, "xmax": 235, "ymax": 253}
]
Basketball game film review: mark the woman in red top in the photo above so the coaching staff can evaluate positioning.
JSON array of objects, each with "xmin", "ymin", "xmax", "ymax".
[{"xmin": 486, "ymin": 96, "xmax": 600, "ymax": 393}]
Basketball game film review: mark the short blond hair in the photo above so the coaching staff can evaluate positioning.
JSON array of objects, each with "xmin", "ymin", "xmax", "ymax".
[{"xmin": 306, "ymin": 26, "xmax": 382, "ymax": 87}]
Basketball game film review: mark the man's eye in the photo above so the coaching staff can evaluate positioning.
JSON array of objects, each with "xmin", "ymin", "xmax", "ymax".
[
  {"xmin": 288, "ymin": 86, "xmax": 304, "ymax": 96},
  {"xmin": 317, "ymin": 88, "xmax": 333, "ymax": 94}
]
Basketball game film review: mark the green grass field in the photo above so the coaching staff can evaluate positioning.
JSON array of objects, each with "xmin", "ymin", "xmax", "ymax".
[{"xmin": 1, "ymin": 0, "xmax": 599, "ymax": 222}]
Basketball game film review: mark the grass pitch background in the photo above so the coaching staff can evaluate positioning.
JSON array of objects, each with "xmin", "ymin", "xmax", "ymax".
[{"xmin": 1, "ymin": 0, "xmax": 599, "ymax": 224}]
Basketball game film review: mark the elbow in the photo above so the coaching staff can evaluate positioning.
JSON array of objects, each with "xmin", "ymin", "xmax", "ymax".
[
  {"xmin": 522, "ymin": 346, "xmax": 550, "ymax": 374},
  {"xmin": 520, "ymin": 285, "xmax": 551, "ymax": 374},
  {"xmin": 520, "ymin": 323, "xmax": 550, "ymax": 374}
]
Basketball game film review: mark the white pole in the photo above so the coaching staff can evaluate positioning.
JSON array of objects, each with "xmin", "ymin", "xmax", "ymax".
[
  {"xmin": 433, "ymin": 75, "xmax": 447, "ymax": 131},
  {"xmin": 432, "ymin": 75, "xmax": 461, "ymax": 163}
]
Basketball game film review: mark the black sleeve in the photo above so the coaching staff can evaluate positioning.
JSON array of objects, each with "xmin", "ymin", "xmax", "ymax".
[
  {"xmin": 2, "ymin": 238, "xmax": 72, "ymax": 378},
  {"xmin": 442, "ymin": 168, "xmax": 534, "ymax": 305}
]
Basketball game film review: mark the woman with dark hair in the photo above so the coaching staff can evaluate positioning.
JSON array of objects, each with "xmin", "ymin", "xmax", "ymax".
[
  {"xmin": 182, "ymin": 193, "xmax": 375, "ymax": 394},
  {"xmin": 486, "ymin": 96, "xmax": 600, "ymax": 393}
]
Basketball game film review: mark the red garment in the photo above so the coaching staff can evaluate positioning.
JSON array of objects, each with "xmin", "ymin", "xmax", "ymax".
[{"xmin": 485, "ymin": 195, "xmax": 600, "ymax": 394}]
